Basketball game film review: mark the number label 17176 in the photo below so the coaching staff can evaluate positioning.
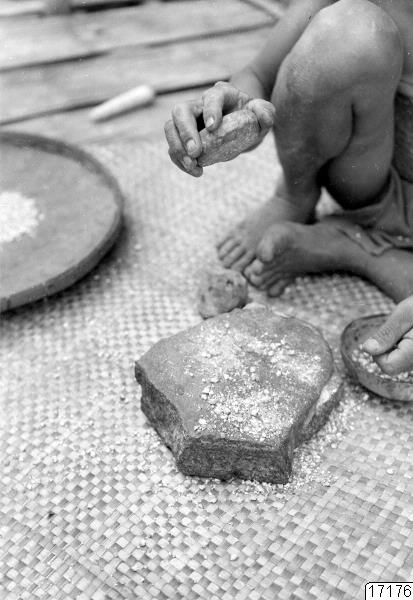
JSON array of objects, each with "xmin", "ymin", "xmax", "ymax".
[{"xmin": 366, "ymin": 583, "xmax": 412, "ymax": 599}]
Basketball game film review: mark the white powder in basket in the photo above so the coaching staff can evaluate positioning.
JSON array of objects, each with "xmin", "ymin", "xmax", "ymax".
[{"xmin": 0, "ymin": 190, "xmax": 43, "ymax": 245}]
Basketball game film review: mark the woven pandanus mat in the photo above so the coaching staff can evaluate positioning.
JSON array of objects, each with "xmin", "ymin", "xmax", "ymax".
[{"xmin": 1, "ymin": 133, "xmax": 412, "ymax": 600}]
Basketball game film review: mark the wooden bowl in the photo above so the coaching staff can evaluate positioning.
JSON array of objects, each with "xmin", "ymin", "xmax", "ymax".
[{"xmin": 341, "ymin": 314, "xmax": 413, "ymax": 401}]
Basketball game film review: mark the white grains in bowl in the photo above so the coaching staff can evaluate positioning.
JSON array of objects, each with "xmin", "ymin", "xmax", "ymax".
[{"xmin": 351, "ymin": 345, "xmax": 413, "ymax": 383}]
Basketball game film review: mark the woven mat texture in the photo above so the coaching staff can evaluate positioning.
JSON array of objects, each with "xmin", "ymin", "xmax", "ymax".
[{"xmin": 1, "ymin": 134, "xmax": 413, "ymax": 600}]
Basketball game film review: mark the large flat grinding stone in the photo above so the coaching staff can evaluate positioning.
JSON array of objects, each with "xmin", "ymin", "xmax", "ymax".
[
  {"xmin": 135, "ymin": 307, "xmax": 343, "ymax": 483},
  {"xmin": 0, "ymin": 132, "xmax": 123, "ymax": 312}
]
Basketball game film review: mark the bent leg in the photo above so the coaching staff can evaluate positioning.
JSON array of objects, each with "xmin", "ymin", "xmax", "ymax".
[
  {"xmin": 274, "ymin": 0, "xmax": 402, "ymax": 210},
  {"xmin": 245, "ymin": 0, "xmax": 406, "ymax": 292}
]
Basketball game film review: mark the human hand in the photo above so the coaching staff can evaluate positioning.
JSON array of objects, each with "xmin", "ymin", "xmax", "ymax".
[
  {"xmin": 362, "ymin": 296, "xmax": 413, "ymax": 375},
  {"xmin": 164, "ymin": 81, "xmax": 275, "ymax": 177}
]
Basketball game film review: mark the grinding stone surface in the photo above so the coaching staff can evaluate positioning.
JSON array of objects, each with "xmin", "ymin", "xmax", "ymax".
[
  {"xmin": 198, "ymin": 110, "xmax": 260, "ymax": 167},
  {"xmin": 197, "ymin": 267, "xmax": 249, "ymax": 318},
  {"xmin": 136, "ymin": 307, "xmax": 343, "ymax": 483}
]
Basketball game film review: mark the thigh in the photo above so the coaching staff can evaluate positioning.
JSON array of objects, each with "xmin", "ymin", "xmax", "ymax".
[{"xmin": 323, "ymin": 106, "xmax": 396, "ymax": 208}]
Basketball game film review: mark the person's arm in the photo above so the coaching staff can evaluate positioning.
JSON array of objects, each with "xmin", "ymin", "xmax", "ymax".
[
  {"xmin": 164, "ymin": 0, "xmax": 333, "ymax": 176},
  {"xmin": 363, "ymin": 296, "xmax": 413, "ymax": 374}
]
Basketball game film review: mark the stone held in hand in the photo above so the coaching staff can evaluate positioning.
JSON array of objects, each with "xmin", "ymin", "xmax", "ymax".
[
  {"xmin": 197, "ymin": 267, "xmax": 249, "ymax": 319},
  {"xmin": 135, "ymin": 307, "xmax": 343, "ymax": 484},
  {"xmin": 197, "ymin": 110, "xmax": 261, "ymax": 167}
]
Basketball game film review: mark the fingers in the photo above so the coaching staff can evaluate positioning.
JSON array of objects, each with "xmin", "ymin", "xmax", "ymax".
[
  {"xmin": 362, "ymin": 297, "xmax": 413, "ymax": 375},
  {"xmin": 164, "ymin": 83, "xmax": 267, "ymax": 176},
  {"xmin": 171, "ymin": 100, "xmax": 203, "ymax": 158},
  {"xmin": 164, "ymin": 98, "xmax": 204, "ymax": 177},
  {"xmin": 245, "ymin": 98, "xmax": 275, "ymax": 134},
  {"xmin": 164, "ymin": 118, "xmax": 203, "ymax": 178},
  {"xmin": 167, "ymin": 149, "xmax": 192, "ymax": 176},
  {"xmin": 375, "ymin": 333, "xmax": 413, "ymax": 375},
  {"xmin": 363, "ymin": 297, "xmax": 413, "ymax": 355},
  {"xmin": 202, "ymin": 82, "xmax": 250, "ymax": 132}
]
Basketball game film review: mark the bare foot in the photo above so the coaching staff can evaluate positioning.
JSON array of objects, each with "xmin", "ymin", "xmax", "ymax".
[
  {"xmin": 244, "ymin": 220, "xmax": 413, "ymax": 302},
  {"xmin": 244, "ymin": 221, "xmax": 352, "ymax": 296},
  {"xmin": 216, "ymin": 178, "xmax": 317, "ymax": 272}
]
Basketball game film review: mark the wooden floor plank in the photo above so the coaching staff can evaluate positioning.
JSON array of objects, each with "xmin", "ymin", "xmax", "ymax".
[
  {"xmin": 0, "ymin": 0, "xmax": 145, "ymax": 18},
  {"xmin": 0, "ymin": 1, "xmax": 45, "ymax": 18},
  {"xmin": 2, "ymin": 88, "xmax": 207, "ymax": 143},
  {"xmin": 0, "ymin": 0, "xmax": 274, "ymax": 70},
  {"xmin": 73, "ymin": 0, "xmax": 145, "ymax": 8},
  {"xmin": 240, "ymin": 0, "xmax": 285, "ymax": 18},
  {"xmin": 243, "ymin": 0, "xmax": 284, "ymax": 19},
  {"xmin": 0, "ymin": 29, "xmax": 271, "ymax": 123},
  {"xmin": 1, "ymin": 14, "xmax": 95, "ymax": 69}
]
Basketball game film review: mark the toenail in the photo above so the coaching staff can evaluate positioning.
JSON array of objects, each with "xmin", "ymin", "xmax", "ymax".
[{"xmin": 186, "ymin": 140, "xmax": 196, "ymax": 154}]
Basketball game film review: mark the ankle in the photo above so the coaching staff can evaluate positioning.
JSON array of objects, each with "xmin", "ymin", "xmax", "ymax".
[
  {"xmin": 275, "ymin": 180, "xmax": 320, "ymax": 221},
  {"xmin": 310, "ymin": 223, "xmax": 366, "ymax": 273}
]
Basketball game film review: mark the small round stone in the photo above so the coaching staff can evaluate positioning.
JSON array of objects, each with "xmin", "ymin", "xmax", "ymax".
[{"xmin": 197, "ymin": 267, "xmax": 249, "ymax": 319}]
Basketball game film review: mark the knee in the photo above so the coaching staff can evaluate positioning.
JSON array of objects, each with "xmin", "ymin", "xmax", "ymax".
[
  {"xmin": 320, "ymin": 0, "xmax": 402, "ymax": 76},
  {"xmin": 277, "ymin": 0, "xmax": 403, "ymax": 100}
]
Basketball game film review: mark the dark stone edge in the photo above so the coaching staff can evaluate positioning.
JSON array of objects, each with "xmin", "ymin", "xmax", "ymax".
[{"xmin": 136, "ymin": 362, "xmax": 343, "ymax": 484}]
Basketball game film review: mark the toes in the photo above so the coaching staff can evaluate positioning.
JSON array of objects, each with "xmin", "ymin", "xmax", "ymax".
[
  {"xmin": 248, "ymin": 258, "xmax": 266, "ymax": 276},
  {"xmin": 216, "ymin": 225, "xmax": 245, "ymax": 251},
  {"xmin": 216, "ymin": 237, "xmax": 239, "ymax": 259},
  {"xmin": 245, "ymin": 260, "xmax": 268, "ymax": 287},
  {"xmin": 245, "ymin": 224, "xmax": 295, "ymax": 288},
  {"xmin": 244, "ymin": 259, "xmax": 265, "ymax": 282},
  {"xmin": 256, "ymin": 271, "xmax": 286, "ymax": 291},
  {"xmin": 257, "ymin": 235, "xmax": 276, "ymax": 264},
  {"xmin": 257, "ymin": 223, "xmax": 291, "ymax": 264},
  {"xmin": 268, "ymin": 278, "xmax": 293, "ymax": 297},
  {"xmin": 220, "ymin": 245, "xmax": 247, "ymax": 268},
  {"xmin": 231, "ymin": 249, "xmax": 256, "ymax": 272},
  {"xmin": 216, "ymin": 235, "xmax": 233, "ymax": 252},
  {"xmin": 245, "ymin": 263, "xmax": 279, "ymax": 289},
  {"xmin": 257, "ymin": 271, "xmax": 280, "ymax": 289}
]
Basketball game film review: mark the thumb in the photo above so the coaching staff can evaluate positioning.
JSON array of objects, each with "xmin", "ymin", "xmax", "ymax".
[
  {"xmin": 363, "ymin": 299, "xmax": 413, "ymax": 355},
  {"xmin": 245, "ymin": 99, "xmax": 275, "ymax": 132}
]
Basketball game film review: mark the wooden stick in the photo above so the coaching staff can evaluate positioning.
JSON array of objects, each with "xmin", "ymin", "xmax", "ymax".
[{"xmin": 89, "ymin": 84, "xmax": 155, "ymax": 122}]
